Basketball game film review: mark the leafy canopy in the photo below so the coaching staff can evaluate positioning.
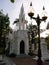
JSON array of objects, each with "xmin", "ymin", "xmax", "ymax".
[{"xmin": 0, "ymin": 10, "xmax": 10, "ymax": 49}]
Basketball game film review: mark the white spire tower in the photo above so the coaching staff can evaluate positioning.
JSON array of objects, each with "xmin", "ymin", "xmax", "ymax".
[
  {"xmin": 9, "ymin": 4, "xmax": 29, "ymax": 55},
  {"xmin": 19, "ymin": 4, "xmax": 27, "ymax": 30}
]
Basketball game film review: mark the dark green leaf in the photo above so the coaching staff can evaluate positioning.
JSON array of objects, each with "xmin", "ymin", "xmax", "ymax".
[
  {"xmin": 13, "ymin": 19, "xmax": 19, "ymax": 24},
  {"xmin": 10, "ymin": 0, "xmax": 14, "ymax": 3}
]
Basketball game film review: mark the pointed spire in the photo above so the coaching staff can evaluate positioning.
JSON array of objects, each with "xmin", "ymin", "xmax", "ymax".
[
  {"xmin": 22, "ymin": 4, "xmax": 23, "ymax": 8},
  {"xmin": 19, "ymin": 4, "xmax": 25, "ymax": 30},
  {"xmin": 19, "ymin": 3, "xmax": 25, "ymax": 18},
  {"xmin": 20, "ymin": 3, "xmax": 24, "ymax": 14}
]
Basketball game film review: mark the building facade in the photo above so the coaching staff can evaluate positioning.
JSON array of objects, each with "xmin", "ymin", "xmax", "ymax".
[{"xmin": 9, "ymin": 4, "xmax": 29, "ymax": 55}]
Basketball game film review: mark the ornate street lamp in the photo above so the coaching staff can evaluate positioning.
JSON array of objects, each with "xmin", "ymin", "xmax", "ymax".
[{"xmin": 28, "ymin": 2, "xmax": 47, "ymax": 65}]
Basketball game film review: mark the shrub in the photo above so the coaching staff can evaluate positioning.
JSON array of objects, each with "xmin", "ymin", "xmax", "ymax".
[
  {"xmin": 28, "ymin": 51, "xmax": 33, "ymax": 56},
  {"xmin": 0, "ymin": 48, "xmax": 3, "ymax": 54},
  {"xmin": 9, "ymin": 53, "xmax": 16, "ymax": 57}
]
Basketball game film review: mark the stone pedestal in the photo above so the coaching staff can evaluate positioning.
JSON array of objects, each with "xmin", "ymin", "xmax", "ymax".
[
  {"xmin": 41, "ymin": 38, "xmax": 49, "ymax": 60},
  {"xmin": 32, "ymin": 38, "xmax": 49, "ymax": 61}
]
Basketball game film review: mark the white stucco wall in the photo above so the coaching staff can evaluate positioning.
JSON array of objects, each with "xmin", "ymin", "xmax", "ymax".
[{"xmin": 12, "ymin": 30, "xmax": 29, "ymax": 55}]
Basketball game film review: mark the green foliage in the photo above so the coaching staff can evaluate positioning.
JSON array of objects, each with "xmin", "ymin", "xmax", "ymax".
[
  {"xmin": 0, "ymin": 12, "xmax": 10, "ymax": 35},
  {"xmin": 27, "ymin": 23, "xmax": 38, "ymax": 53},
  {"xmin": 45, "ymin": 35, "xmax": 49, "ymax": 49},
  {"xmin": 13, "ymin": 19, "xmax": 19, "ymax": 24},
  {"xmin": 0, "ymin": 10, "xmax": 10, "ymax": 54},
  {"xmin": 0, "ymin": 48, "xmax": 3, "ymax": 54},
  {"xmin": 46, "ymin": 22, "xmax": 49, "ymax": 29},
  {"xmin": 9, "ymin": 53, "xmax": 16, "ymax": 57},
  {"xmin": 28, "ymin": 23, "xmax": 38, "ymax": 44},
  {"xmin": 5, "ymin": 42, "xmax": 10, "ymax": 56},
  {"xmin": 10, "ymin": 0, "xmax": 14, "ymax": 3},
  {"xmin": 28, "ymin": 52, "xmax": 33, "ymax": 56}
]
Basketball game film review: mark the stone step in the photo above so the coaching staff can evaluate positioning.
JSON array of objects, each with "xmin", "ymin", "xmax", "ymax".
[{"xmin": 16, "ymin": 54, "xmax": 31, "ymax": 58}]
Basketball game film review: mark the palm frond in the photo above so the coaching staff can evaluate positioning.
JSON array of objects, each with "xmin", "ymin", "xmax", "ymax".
[{"xmin": 13, "ymin": 19, "xmax": 19, "ymax": 24}]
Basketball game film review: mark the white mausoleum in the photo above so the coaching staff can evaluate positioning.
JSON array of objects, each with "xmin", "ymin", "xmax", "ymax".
[{"xmin": 9, "ymin": 4, "xmax": 29, "ymax": 55}]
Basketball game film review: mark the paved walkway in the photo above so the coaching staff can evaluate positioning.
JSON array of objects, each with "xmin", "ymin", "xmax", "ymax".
[
  {"xmin": 12, "ymin": 56, "xmax": 49, "ymax": 65},
  {"xmin": 1, "ymin": 55, "xmax": 49, "ymax": 65}
]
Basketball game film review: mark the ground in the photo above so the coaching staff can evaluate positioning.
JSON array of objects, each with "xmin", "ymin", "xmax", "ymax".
[
  {"xmin": 12, "ymin": 56, "xmax": 49, "ymax": 65},
  {"xmin": 2, "ymin": 55, "xmax": 49, "ymax": 65}
]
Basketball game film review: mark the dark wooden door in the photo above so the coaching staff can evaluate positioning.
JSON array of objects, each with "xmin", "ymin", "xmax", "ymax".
[{"xmin": 20, "ymin": 41, "xmax": 25, "ymax": 54}]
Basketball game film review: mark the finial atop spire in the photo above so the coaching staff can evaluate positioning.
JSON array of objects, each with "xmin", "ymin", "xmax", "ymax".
[
  {"xmin": 43, "ymin": 6, "xmax": 45, "ymax": 10},
  {"xmin": 30, "ymin": 2, "xmax": 32, "ymax": 6},
  {"xmin": 22, "ymin": 3, "xmax": 23, "ymax": 8}
]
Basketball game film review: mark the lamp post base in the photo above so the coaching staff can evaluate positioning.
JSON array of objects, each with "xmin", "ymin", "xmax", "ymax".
[{"xmin": 37, "ymin": 58, "xmax": 43, "ymax": 65}]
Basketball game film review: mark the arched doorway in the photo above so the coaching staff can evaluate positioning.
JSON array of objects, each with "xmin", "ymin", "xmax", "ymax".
[{"xmin": 20, "ymin": 40, "xmax": 25, "ymax": 54}]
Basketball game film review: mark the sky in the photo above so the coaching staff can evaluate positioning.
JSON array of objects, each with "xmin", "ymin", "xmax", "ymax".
[{"xmin": 0, "ymin": 0, "xmax": 49, "ymax": 29}]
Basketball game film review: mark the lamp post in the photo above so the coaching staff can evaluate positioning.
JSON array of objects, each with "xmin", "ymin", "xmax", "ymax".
[{"xmin": 28, "ymin": 2, "xmax": 47, "ymax": 65}]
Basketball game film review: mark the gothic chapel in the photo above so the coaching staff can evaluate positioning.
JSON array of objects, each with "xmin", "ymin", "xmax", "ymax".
[{"xmin": 9, "ymin": 4, "xmax": 29, "ymax": 55}]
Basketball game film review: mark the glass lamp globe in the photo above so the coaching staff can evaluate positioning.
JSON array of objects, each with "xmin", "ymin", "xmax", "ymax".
[
  {"xmin": 41, "ymin": 6, "xmax": 47, "ymax": 21},
  {"xmin": 28, "ymin": 2, "xmax": 34, "ymax": 18}
]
